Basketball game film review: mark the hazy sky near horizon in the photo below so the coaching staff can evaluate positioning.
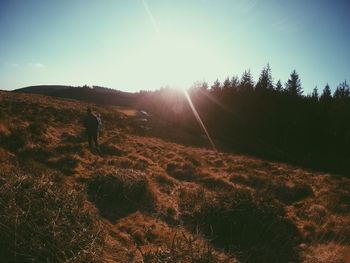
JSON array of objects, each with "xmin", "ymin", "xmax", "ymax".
[{"xmin": 0, "ymin": 0, "xmax": 349, "ymax": 93}]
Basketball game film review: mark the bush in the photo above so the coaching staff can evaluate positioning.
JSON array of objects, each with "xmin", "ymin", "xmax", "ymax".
[
  {"xmin": 88, "ymin": 169, "xmax": 156, "ymax": 222},
  {"xmin": 0, "ymin": 170, "xmax": 104, "ymax": 263},
  {"xmin": 180, "ymin": 188, "xmax": 301, "ymax": 263}
]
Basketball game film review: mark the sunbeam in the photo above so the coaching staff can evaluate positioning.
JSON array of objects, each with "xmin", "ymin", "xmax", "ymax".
[
  {"xmin": 183, "ymin": 89, "xmax": 216, "ymax": 151},
  {"xmin": 141, "ymin": 0, "xmax": 160, "ymax": 37}
]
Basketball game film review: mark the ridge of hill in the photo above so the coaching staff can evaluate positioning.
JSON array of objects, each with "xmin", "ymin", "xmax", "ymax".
[
  {"xmin": 0, "ymin": 91, "xmax": 349, "ymax": 262},
  {"xmin": 14, "ymin": 85, "xmax": 70, "ymax": 93},
  {"xmin": 13, "ymin": 85, "xmax": 137, "ymax": 106}
]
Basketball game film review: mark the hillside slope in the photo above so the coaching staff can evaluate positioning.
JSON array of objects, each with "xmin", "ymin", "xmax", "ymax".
[
  {"xmin": 0, "ymin": 91, "xmax": 350, "ymax": 262},
  {"xmin": 14, "ymin": 85, "xmax": 137, "ymax": 106}
]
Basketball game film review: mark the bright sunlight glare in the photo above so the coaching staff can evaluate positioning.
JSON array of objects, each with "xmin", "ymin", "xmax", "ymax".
[
  {"xmin": 130, "ymin": 0, "xmax": 228, "ymax": 90},
  {"xmin": 144, "ymin": 0, "xmax": 218, "ymax": 148},
  {"xmin": 123, "ymin": 31, "xmax": 224, "ymax": 90},
  {"xmin": 183, "ymin": 89, "xmax": 217, "ymax": 151}
]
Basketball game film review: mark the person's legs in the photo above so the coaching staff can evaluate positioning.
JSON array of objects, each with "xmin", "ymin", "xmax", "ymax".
[
  {"xmin": 93, "ymin": 132, "xmax": 100, "ymax": 153},
  {"xmin": 88, "ymin": 133, "xmax": 93, "ymax": 151}
]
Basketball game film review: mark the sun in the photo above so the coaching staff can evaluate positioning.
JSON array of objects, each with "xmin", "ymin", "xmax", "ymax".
[{"xmin": 122, "ymin": 26, "xmax": 220, "ymax": 90}]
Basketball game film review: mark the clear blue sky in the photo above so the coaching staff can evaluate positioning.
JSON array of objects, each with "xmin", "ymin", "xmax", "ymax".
[{"xmin": 0, "ymin": 0, "xmax": 349, "ymax": 93}]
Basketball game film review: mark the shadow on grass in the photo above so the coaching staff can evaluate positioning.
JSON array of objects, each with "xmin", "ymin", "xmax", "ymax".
[
  {"xmin": 48, "ymin": 156, "xmax": 79, "ymax": 175},
  {"xmin": 87, "ymin": 169, "xmax": 156, "ymax": 223},
  {"xmin": 61, "ymin": 131, "xmax": 86, "ymax": 144},
  {"xmin": 180, "ymin": 187, "xmax": 302, "ymax": 263}
]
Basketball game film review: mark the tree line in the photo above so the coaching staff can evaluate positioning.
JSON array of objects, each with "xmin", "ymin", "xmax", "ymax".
[{"xmin": 137, "ymin": 65, "xmax": 350, "ymax": 174}]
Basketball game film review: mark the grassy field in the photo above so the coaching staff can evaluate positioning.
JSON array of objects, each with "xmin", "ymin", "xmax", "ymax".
[{"xmin": 0, "ymin": 91, "xmax": 350, "ymax": 262}]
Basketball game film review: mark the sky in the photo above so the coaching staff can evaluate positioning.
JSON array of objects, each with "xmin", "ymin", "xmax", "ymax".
[{"xmin": 0, "ymin": 0, "xmax": 349, "ymax": 93}]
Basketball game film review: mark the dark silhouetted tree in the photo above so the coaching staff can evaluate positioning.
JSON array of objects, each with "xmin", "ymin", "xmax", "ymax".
[
  {"xmin": 190, "ymin": 81, "xmax": 208, "ymax": 93},
  {"xmin": 320, "ymin": 83, "xmax": 332, "ymax": 102},
  {"xmin": 231, "ymin": 75, "xmax": 239, "ymax": 90},
  {"xmin": 275, "ymin": 79, "xmax": 283, "ymax": 92},
  {"xmin": 285, "ymin": 70, "xmax": 303, "ymax": 96},
  {"xmin": 255, "ymin": 64, "xmax": 273, "ymax": 91},
  {"xmin": 311, "ymin": 87, "xmax": 319, "ymax": 101},
  {"xmin": 240, "ymin": 70, "xmax": 254, "ymax": 92},
  {"xmin": 211, "ymin": 79, "xmax": 222, "ymax": 94},
  {"xmin": 222, "ymin": 77, "xmax": 231, "ymax": 92},
  {"xmin": 333, "ymin": 80, "xmax": 350, "ymax": 99}
]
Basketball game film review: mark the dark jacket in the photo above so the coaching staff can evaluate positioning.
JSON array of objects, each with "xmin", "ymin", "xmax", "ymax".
[{"xmin": 84, "ymin": 113, "xmax": 101, "ymax": 134}]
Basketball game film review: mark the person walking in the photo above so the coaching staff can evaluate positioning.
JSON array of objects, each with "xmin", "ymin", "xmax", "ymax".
[{"xmin": 84, "ymin": 107, "xmax": 102, "ymax": 153}]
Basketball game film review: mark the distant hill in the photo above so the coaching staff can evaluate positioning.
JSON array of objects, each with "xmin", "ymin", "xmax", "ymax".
[{"xmin": 14, "ymin": 85, "xmax": 137, "ymax": 106}]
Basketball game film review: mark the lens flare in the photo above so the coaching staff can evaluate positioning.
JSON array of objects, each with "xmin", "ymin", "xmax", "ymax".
[
  {"xmin": 141, "ymin": 0, "xmax": 160, "ymax": 38},
  {"xmin": 183, "ymin": 89, "xmax": 216, "ymax": 151}
]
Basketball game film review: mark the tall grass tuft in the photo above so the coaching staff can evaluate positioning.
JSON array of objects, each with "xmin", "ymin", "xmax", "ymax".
[
  {"xmin": 88, "ymin": 168, "xmax": 157, "ymax": 222},
  {"xmin": 0, "ymin": 169, "xmax": 105, "ymax": 263}
]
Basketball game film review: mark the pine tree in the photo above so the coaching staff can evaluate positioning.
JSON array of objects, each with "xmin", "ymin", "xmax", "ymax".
[
  {"xmin": 240, "ymin": 70, "xmax": 254, "ymax": 92},
  {"xmin": 275, "ymin": 79, "xmax": 283, "ymax": 92},
  {"xmin": 190, "ymin": 81, "xmax": 208, "ymax": 93},
  {"xmin": 211, "ymin": 79, "xmax": 222, "ymax": 94},
  {"xmin": 285, "ymin": 70, "xmax": 303, "ymax": 96},
  {"xmin": 201, "ymin": 82, "xmax": 209, "ymax": 91},
  {"xmin": 333, "ymin": 80, "xmax": 350, "ymax": 99},
  {"xmin": 231, "ymin": 75, "xmax": 239, "ymax": 90},
  {"xmin": 255, "ymin": 64, "xmax": 273, "ymax": 91},
  {"xmin": 320, "ymin": 83, "xmax": 332, "ymax": 101},
  {"xmin": 311, "ymin": 86, "xmax": 319, "ymax": 101},
  {"xmin": 222, "ymin": 77, "xmax": 231, "ymax": 92}
]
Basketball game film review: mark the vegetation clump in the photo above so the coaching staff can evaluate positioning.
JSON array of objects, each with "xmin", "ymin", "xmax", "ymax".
[
  {"xmin": 143, "ymin": 231, "xmax": 235, "ymax": 263},
  {"xmin": 269, "ymin": 180, "xmax": 313, "ymax": 204},
  {"xmin": 0, "ymin": 170, "xmax": 104, "ymax": 263},
  {"xmin": 166, "ymin": 161, "xmax": 198, "ymax": 181},
  {"xmin": 180, "ymin": 187, "xmax": 301, "ymax": 263},
  {"xmin": 88, "ymin": 168, "xmax": 156, "ymax": 222}
]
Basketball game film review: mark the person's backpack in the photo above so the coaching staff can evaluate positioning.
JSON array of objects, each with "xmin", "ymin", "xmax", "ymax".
[
  {"xmin": 87, "ymin": 113, "xmax": 102, "ymax": 132},
  {"xmin": 94, "ymin": 114, "xmax": 102, "ymax": 131},
  {"xmin": 96, "ymin": 116, "xmax": 102, "ymax": 131}
]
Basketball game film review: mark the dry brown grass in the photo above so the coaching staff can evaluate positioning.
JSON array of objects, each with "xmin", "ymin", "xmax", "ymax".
[
  {"xmin": 87, "ymin": 168, "xmax": 157, "ymax": 223},
  {"xmin": 302, "ymin": 243, "xmax": 350, "ymax": 263},
  {"xmin": 115, "ymin": 212, "xmax": 236, "ymax": 263},
  {"xmin": 268, "ymin": 179, "xmax": 313, "ymax": 204},
  {"xmin": 1, "ymin": 91, "xmax": 350, "ymax": 262},
  {"xmin": 0, "ymin": 169, "xmax": 104, "ymax": 263},
  {"xmin": 142, "ymin": 231, "xmax": 236, "ymax": 263},
  {"xmin": 179, "ymin": 186, "xmax": 301, "ymax": 263}
]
